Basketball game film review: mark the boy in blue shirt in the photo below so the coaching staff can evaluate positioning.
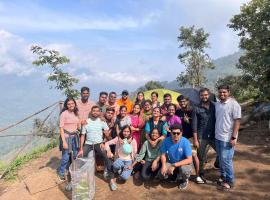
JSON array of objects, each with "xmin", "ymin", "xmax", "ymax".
[{"xmin": 158, "ymin": 124, "xmax": 193, "ymax": 189}]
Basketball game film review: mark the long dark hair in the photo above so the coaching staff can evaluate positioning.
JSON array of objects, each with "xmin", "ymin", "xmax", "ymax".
[
  {"xmin": 135, "ymin": 91, "xmax": 145, "ymax": 105},
  {"xmin": 131, "ymin": 103, "xmax": 142, "ymax": 116},
  {"xmin": 117, "ymin": 105, "xmax": 127, "ymax": 119},
  {"xmin": 119, "ymin": 125, "xmax": 132, "ymax": 140},
  {"xmin": 61, "ymin": 97, "xmax": 79, "ymax": 116}
]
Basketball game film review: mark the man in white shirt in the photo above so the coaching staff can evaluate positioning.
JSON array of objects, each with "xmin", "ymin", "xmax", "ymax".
[{"xmin": 215, "ymin": 85, "xmax": 241, "ymax": 191}]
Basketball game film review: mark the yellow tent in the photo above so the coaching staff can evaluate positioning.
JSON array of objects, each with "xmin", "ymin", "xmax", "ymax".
[{"xmin": 134, "ymin": 88, "xmax": 181, "ymax": 104}]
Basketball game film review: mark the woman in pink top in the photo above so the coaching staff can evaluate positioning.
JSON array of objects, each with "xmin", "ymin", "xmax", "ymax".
[
  {"xmin": 129, "ymin": 103, "xmax": 145, "ymax": 151},
  {"xmin": 58, "ymin": 98, "xmax": 80, "ymax": 180},
  {"xmin": 105, "ymin": 125, "xmax": 137, "ymax": 191}
]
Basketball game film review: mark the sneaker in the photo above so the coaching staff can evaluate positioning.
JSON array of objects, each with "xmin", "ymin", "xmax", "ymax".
[
  {"xmin": 195, "ymin": 176, "xmax": 205, "ymax": 184},
  {"xmin": 178, "ymin": 179, "xmax": 189, "ymax": 190},
  {"xmin": 110, "ymin": 182, "xmax": 118, "ymax": 191},
  {"xmin": 117, "ymin": 169, "xmax": 122, "ymax": 175},
  {"xmin": 58, "ymin": 173, "xmax": 65, "ymax": 181},
  {"xmin": 216, "ymin": 177, "xmax": 225, "ymax": 185},
  {"xmin": 65, "ymin": 182, "xmax": 72, "ymax": 191},
  {"xmin": 103, "ymin": 170, "xmax": 109, "ymax": 180}
]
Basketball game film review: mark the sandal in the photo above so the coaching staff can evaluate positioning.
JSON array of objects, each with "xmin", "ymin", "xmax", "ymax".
[{"xmin": 217, "ymin": 182, "xmax": 232, "ymax": 191}]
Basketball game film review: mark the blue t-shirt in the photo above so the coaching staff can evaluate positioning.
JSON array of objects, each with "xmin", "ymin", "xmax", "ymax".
[{"xmin": 160, "ymin": 137, "xmax": 192, "ymax": 163}]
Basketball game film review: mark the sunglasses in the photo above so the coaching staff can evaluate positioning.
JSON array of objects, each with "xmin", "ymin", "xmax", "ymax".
[{"xmin": 171, "ymin": 131, "xmax": 181, "ymax": 136}]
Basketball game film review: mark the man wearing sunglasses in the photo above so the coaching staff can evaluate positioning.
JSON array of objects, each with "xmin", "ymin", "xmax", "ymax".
[{"xmin": 158, "ymin": 124, "xmax": 193, "ymax": 190}]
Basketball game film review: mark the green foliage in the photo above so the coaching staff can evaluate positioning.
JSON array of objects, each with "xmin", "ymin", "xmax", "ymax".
[
  {"xmin": 31, "ymin": 45, "xmax": 80, "ymax": 99},
  {"xmin": 216, "ymin": 75, "xmax": 260, "ymax": 103},
  {"xmin": 2, "ymin": 139, "xmax": 58, "ymax": 180},
  {"xmin": 177, "ymin": 26, "xmax": 214, "ymax": 88},
  {"xmin": 137, "ymin": 81, "xmax": 164, "ymax": 92},
  {"xmin": 229, "ymin": 0, "xmax": 270, "ymax": 101}
]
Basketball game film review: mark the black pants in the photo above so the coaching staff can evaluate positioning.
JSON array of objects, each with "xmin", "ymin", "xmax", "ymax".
[
  {"xmin": 83, "ymin": 143, "xmax": 112, "ymax": 171},
  {"xmin": 139, "ymin": 161, "xmax": 160, "ymax": 181}
]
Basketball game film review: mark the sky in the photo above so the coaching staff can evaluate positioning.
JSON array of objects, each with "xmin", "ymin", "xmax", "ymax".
[{"xmin": 0, "ymin": 0, "xmax": 249, "ymax": 94}]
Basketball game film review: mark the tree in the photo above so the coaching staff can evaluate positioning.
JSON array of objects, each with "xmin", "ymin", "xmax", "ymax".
[
  {"xmin": 229, "ymin": 0, "xmax": 270, "ymax": 101},
  {"xmin": 216, "ymin": 75, "xmax": 260, "ymax": 103},
  {"xmin": 177, "ymin": 26, "xmax": 214, "ymax": 88},
  {"xmin": 31, "ymin": 46, "xmax": 80, "ymax": 98},
  {"xmin": 137, "ymin": 81, "xmax": 164, "ymax": 92}
]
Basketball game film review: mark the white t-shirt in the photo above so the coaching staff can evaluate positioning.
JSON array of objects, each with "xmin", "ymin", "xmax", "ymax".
[{"xmin": 215, "ymin": 98, "xmax": 241, "ymax": 142}]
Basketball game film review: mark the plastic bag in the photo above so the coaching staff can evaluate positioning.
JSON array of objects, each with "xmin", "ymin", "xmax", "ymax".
[{"xmin": 70, "ymin": 151, "xmax": 95, "ymax": 200}]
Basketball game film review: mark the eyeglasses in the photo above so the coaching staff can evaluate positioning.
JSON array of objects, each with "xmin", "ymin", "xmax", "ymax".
[{"xmin": 171, "ymin": 131, "xmax": 181, "ymax": 136}]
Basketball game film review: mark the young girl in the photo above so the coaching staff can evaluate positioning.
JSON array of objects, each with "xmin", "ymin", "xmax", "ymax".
[
  {"xmin": 105, "ymin": 125, "xmax": 137, "ymax": 191},
  {"xmin": 115, "ymin": 105, "xmax": 132, "ymax": 135},
  {"xmin": 130, "ymin": 128, "xmax": 162, "ymax": 181},
  {"xmin": 129, "ymin": 103, "xmax": 144, "ymax": 151},
  {"xmin": 58, "ymin": 98, "xmax": 80, "ymax": 180}
]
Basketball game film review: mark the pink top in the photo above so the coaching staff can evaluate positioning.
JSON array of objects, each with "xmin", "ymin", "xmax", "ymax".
[
  {"xmin": 105, "ymin": 137, "xmax": 137, "ymax": 161},
  {"xmin": 166, "ymin": 115, "xmax": 182, "ymax": 126},
  {"xmin": 129, "ymin": 114, "xmax": 145, "ymax": 134},
  {"xmin": 59, "ymin": 110, "xmax": 80, "ymax": 132},
  {"xmin": 76, "ymin": 99, "xmax": 96, "ymax": 121}
]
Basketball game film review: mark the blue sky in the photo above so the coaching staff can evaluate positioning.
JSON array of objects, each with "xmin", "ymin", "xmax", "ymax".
[{"xmin": 0, "ymin": 0, "xmax": 249, "ymax": 92}]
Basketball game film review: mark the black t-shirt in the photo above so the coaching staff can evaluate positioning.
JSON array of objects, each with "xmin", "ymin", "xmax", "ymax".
[{"xmin": 175, "ymin": 108, "xmax": 193, "ymax": 139}]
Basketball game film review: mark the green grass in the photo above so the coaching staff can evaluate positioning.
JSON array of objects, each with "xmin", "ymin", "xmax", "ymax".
[{"xmin": 1, "ymin": 139, "xmax": 58, "ymax": 180}]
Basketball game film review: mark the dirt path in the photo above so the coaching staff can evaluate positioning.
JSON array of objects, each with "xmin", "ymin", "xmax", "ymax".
[{"xmin": 0, "ymin": 127, "xmax": 269, "ymax": 200}]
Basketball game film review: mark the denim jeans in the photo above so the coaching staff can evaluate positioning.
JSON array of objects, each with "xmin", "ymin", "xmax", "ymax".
[
  {"xmin": 215, "ymin": 139, "xmax": 235, "ymax": 184},
  {"xmin": 112, "ymin": 159, "xmax": 132, "ymax": 181},
  {"xmin": 58, "ymin": 136, "xmax": 78, "ymax": 176}
]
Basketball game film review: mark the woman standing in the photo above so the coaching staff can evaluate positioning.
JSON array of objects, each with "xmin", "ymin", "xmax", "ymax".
[
  {"xmin": 129, "ymin": 103, "xmax": 145, "ymax": 151},
  {"xmin": 58, "ymin": 98, "xmax": 80, "ymax": 180},
  {"xmin": 151, "ymin": 91, "xmax": 160, "ymax": 108},
  {"xmin": 115, "ymin": 105, "xmax": 132, "ymax": 135},
  {"xmin": 135, "ymin": 91, "xmax": 145, "ymax": 109}
]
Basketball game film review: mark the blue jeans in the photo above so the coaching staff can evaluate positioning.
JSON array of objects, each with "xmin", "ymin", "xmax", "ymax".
[
  {"xmin": 112, "ymin": 159, "xmax": 132, "ymax": 181},
  {"xmin": 215, "ymin": 139, "xmax": 235, "ymax": 184},
  {"xmin": 58, "ymin": 137, "xmax": 78, "ymax": 176}
]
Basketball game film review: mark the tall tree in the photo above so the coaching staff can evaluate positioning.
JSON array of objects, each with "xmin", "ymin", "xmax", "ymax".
[
  {"xmin": 177, "ymin": 26, "xmax": 214, "ymax": 88},
  {"xmin": 229, "ymin": 0, "xmax": 270, "ymax": 101},
  {"xmin": 31, "ymin": 46, "xmax": 80, "ymax": 98}
]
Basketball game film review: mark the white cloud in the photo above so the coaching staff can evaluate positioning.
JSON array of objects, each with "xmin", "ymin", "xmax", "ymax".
[{"xmin": 0, "ymin": 30, "xmax": 35, "ymax": 76}]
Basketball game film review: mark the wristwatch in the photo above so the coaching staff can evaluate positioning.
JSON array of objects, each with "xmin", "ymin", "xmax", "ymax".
[{"xmin": 231, "ymin": 136, "xmax": 237, "ymax": 140}]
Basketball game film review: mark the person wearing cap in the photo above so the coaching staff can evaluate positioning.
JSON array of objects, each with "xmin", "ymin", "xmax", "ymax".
[
  {"xmin": 117, "ymin": 90, "xmax": 133, "ymax": 113},
  {"xmin": 158, "ymin": 124, "xmax": 193, "ymax": 190}
]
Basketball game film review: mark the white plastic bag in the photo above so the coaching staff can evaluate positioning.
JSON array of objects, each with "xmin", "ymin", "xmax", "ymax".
[{"xmin": 70, "ymin": 151, "xmax": 95, "ymax": 200}]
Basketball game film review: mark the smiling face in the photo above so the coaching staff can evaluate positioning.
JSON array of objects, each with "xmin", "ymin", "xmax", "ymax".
[
  {"xmin": 152, "ymin": 107, "xmax": 161, "ymax": 118},
  {"xmin": 150, "ymin": 129, "xmax": 160, "ymax": 140},
  {"xmin": 218, "ymin": 89, "xmax": 230, "ymax": 101},
  {"xmin": 164, "ymin": 96, "xmax": 171, "ymax": 105},
  {"xmin": 122, "ymin": 127, "xmax": 131, "ymax": 138},
  {"xmin": 200, "ymin": 90, "xmax": 210, "ymax": 103},
  {"xmin": 151, "ymin": 93, "xmax": 158, "ymax": 102},
  {"xmin": 170, "ymin": 128, "xmax": 182, "ymax": 143},
  {"xmin": 144, "ymin": 101, "xmax": 152, "ymax": 112},
  {"xmin": 133, "ymin": 104, "xmax": 141, "ymax": 114},
  {"xmin": 105, "ymin": 110, "xmax": 114, "ymax": 120},
  {"xmin": 120, "ymin": 107, "xmax": 127, "ymax": 118},
  {"xmin": 137, "ymin": 93, "xmax": 144, "ymax": 101},
  {"xmin": 67, "ymin": 100, "xmax": 75, "ymax": 111},
  {"xmin": 179, "ymin": 99, "xmax": 187, "ymax": 109},
  {"xmin": 109, "ymin": 93, "xmax": 117, "ymax": 104},
  {"xmin": 168, "ymin": 105, "xmax": 176, "ymax": 116},
  {"xmin": 91, "ymin": 107, "xmax": 100, "ymax": 118}
]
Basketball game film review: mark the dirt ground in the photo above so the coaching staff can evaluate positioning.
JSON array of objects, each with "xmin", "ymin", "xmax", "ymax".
[{"xmin": 0, "ymin": 125, "xmax": 269, "ymax": 200}]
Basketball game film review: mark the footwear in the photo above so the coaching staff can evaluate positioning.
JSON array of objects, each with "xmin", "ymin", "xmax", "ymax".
[
  {"xmin": 178, "ymin": 179, "xmax": 189, "ymax": 190},
  {"xmin": 110, "ymin": 182, "xmax": 118, "ymax": 191},
  {"xmin": 216, "ymin": 177, "xmax": 225, "ymax": 185},
  {"xmin": 217, "ymin": 182, "xmax": 232, "ymax": 191},
  {"xmin": 57, "ymin": 173, "xmax": 65, "ymax": 181},
  {"xmin": 103, "ymin": 170, "xmax": 109, "ymax": 180},
  {"xmin": 65, "ymin": 183, "xmax": 72, "ymax": 191},
  {"xmin": 195, "ymin": 176, "xmax": 205, "ymax": 184}
]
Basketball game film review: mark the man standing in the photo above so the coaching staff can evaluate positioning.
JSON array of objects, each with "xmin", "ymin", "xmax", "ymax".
[
  {"xmin": 192, "ymin": 88, "xmax": 218, "ymax": 182},
  {"xmin": 158, "ymin": 124, "xmax": 193, "ymax": 190},
  {"xmin": 160, "ymin": 93, "xmax": 172, "ymax": 116},
  {"xmin": 215, "ymin": 85, "xmax": 241, "ymax": 190},
  {"xmin": 76, "ymin": 87, "xmax": 96, "ymax": 125},
  {"xmin": 97, "ymin": 91, "xmax": 108, "ymax": 114},
  {"xmin": 107, "ymin": 92, "xmax": 120, "ymax": 117},
  {"xmin": 117, "ymin": 90, "xmax": 133, "ymax": 113}
]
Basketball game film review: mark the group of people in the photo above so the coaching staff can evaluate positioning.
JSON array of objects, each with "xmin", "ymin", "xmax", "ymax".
[{"xmin": 58, "ymin": 85, "xmax": 241, "ymax": 191}]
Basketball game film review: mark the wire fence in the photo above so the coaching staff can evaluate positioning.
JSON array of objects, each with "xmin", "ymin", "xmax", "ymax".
[{"xmin": 0, "ymin": 101, "xmax": 63, "ymax": 179}]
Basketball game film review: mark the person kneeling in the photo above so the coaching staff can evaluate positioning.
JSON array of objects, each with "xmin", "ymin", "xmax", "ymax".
[
  {"xmin": 158, "ymin": 124, "xmax": 193, "ymax": 190},
  {"xmin": 130, "ymin": 128, "xmax": 162, "ymax": 181},
  {"xmin": 105, "ymin": 125, "xmax": 137, "ymax": 191}
]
